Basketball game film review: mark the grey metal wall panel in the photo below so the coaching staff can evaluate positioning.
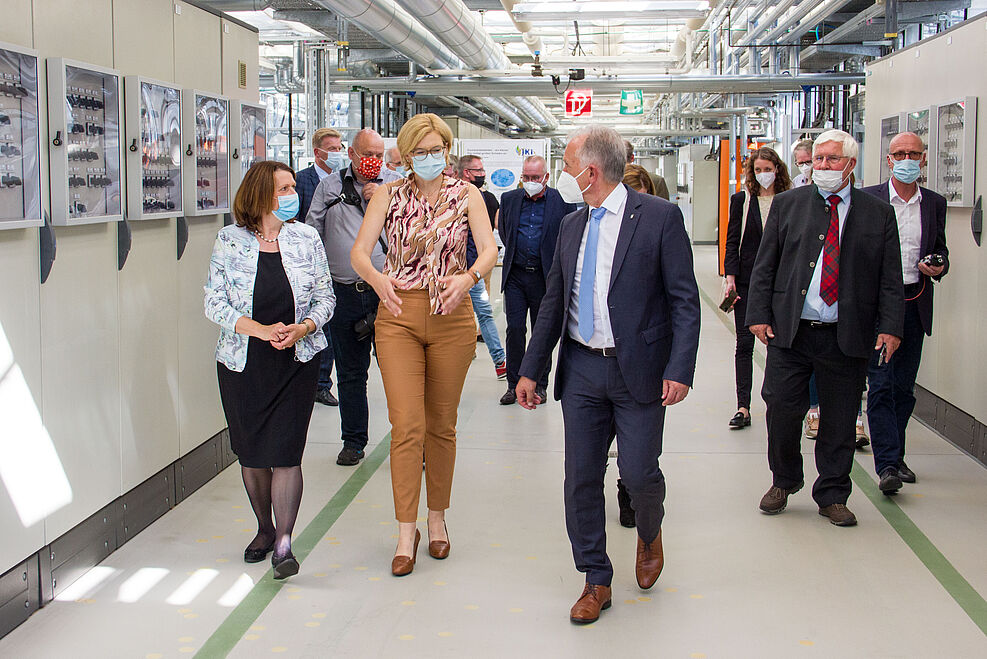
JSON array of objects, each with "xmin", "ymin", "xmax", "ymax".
[
  {"xmin": 47, "ymin": 502, "xmax": 118, "ymax": 574},
  {"xmin": 120, "ymin": 465, "xmax": 176, "ymax": 543},
  {"xmin": 176, "ymin": 432, "xmax": 222, "ymax": 503}
]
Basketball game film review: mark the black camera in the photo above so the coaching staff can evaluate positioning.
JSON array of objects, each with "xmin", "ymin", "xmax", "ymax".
[
  {"xmin": 353, "ymin": 310, "xmax": 377, "ymax": 342},
  {"xmin": 919, "ymin": 253, "xmax": 944, "ymax": 268}
]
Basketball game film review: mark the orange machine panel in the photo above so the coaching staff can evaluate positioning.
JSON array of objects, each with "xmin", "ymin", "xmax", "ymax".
[{"xmin": 717, "ymin": 140, "xmax": 746, "ymax": 275}]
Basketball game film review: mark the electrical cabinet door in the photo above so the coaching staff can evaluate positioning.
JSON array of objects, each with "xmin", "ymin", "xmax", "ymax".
[
  {"xmin": 0, "ymin": 41, "xmax": 43, "ymax": 230},
  {"xmin": 230, "ymin": 100, "xmax": 266, "ymax": 202},
  {"xmin": 124, "ymin": 76, "xmax": 183, "ymax": 220},
  {"xmin": 181, "ymin": 91, "xmax": 230, "ymax": 217}
]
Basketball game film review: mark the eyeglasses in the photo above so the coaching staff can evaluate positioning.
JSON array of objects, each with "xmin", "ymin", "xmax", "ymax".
[
  {"xmin": 795, "ymin": 160, "xmax": 813, "ymax": 167},
  {"xmin": 465, "ymin": 167, "xmax": 485, "ymax": 174},
  {"xmin": 410, "ymin": 146, "xmax": 446, "ymax": 158},
  {"xmin": 812, "ymin": 155, "xmax": 850, "ymax": 165},
  {"xmin": 521, "ymin": 174, "xmax": 546, "ymax": 182},
  {"xmin": 889, "ymin": 150, "xmax": 924, "ymax": 161}
]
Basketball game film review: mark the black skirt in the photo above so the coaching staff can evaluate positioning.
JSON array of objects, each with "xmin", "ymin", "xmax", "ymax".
[{"xmin": 218, "ymin": 251, "xmax": 319, "ymax": 468}]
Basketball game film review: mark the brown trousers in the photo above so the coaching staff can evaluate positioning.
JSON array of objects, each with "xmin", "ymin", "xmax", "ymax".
[{"xmin": 375, "ymin": 290, "xmax": 476, "ymax": 522}]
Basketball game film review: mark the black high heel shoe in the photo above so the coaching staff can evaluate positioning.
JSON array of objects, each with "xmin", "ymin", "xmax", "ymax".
[
  {"xmin": 272, "ymin": 552, "xmax": 299, "ymax": 580},
  {"xmin": 244, "ymin": 540, "xmax": 275, "ymax": 564},
  {"xmin": 728, "ymin": 411, "xmax": 751, "ymax": 429}
]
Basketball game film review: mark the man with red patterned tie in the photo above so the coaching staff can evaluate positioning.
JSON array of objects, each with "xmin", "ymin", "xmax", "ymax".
[{"xmin": 745, "ymin": 130, "xmax": 904, "ymax": 527}]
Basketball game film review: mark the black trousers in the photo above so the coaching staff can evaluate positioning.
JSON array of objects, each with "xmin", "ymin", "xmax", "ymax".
[
  {"xmin": 732, "ymin": 282, "xmax": 755, "ymax": 410},
  {"xmin": 762, "ymin": 322, "xmax": 868, "ymax": 507},
  {"xmin": 504, "ymin": 267, "xmax": 550, "ymax": 389}
]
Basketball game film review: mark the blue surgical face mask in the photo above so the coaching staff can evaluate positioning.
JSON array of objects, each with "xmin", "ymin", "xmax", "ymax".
[
  {"xmin": 411, "ymin": 152, "xmax": 447, "ymax": 181},
  {"xmin": 273, "ymin": 192, "xmax": 299, "ymax": 221},
  {"xmin": 321, "ymin": 150, "xmax": 348, "ymax": 172},
  {"xmin": 394, "ymin": 165, "xmax": 408, "ymax": 178},
  {"xmin": 891, "ymin": 158, "xmax": 921, "ymax": 184}
]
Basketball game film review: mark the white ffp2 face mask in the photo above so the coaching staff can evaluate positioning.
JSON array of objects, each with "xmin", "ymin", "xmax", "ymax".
[
  {"xmin": 556, "ymin": 168, "xmax": 589, "ymax": 204},
  {"xmin": 523, "ymin": 181, "xmax": 545, "ymax": 197},
  {"xmin": 754, "ymin": 171, "xmax": 776, "ymax": 190},
  {"xmin": 798, "ymin": 162, "xmax": 812, "ymax": 178},
  {"xmin": 813, "ymin": 165, "xmax": 851, "ymax": 193}
]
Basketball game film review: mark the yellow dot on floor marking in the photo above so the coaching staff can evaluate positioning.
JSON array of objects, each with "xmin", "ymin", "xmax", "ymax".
[
  {"xmin": 245, "ymin": 634, "xmax": 260, "ymax": 641},
  {"xmin": 465, "ymin": 605, "xmax": 479, "ymax": 610},
  {"xmin": 242, "ymin": 529, "xmax": 253, "ymax": 533},
  {"xmin": 355, "ymin": 500, "xmax": 365, "ymax": 504},
  {"xmin": 690, "ymin": 594, "xmax": 704, "ymax": 599},
  {"xmin": 146, "ymin": 654, "xmax": 164, "ymax": 659},
  {"xmin": 329, "ymin": 564, "xmax": 342, "ymax": 569},
  {"xmin": 312, "ymin": 613, "xmax": 327, "ymax": 619},
  {"xmin": 250, "ymin": 625, "xmax": 266, "ymax": 632},
  {"xmin": 417, "ymin": 517, "xmax": 426, "ymax": 522},
  {"xmin": 525, "ymin": 556, "xmax": 536, "ymax": 560},
  {"xmin": 379, "ymin": 521, "xmax": 391, "ymax": 525},
  {"xmin": 369, "ymin": 577, "xmax": 382, "ymax": 581},
  {"xmin": 438, "ymin": 632, "xmax": 453, "ymax": 638},
  {"xmin": 178, "ymin": 637, "xmax": 194, "ymax": 643},
  {"xmin": 271, "ymin": 647, "xmax": 288, "ymax": 653},
  {"xmin": 178, "ymin": 608, "xmax": 192, "ymax": 614},
  {"xmin": 329, "ymin": 541, "xmax": 341, "ymax": 545},
  {"xmin": 184, "ymin": 613, "xmax": 198, "ymax": 619},
  {"xmin": 624, "ymin": 599, "xmax": 637, "ymax": 604},
  {"xmin": 391, "ymin": 535, "xmax": 399, "ymax": 539},
  {"xmin": 434, "ymin": 581, "xmax": 447, "ymax": 586},
  {"xmin": 287, "ymin": 595, "xmax": 301, "ymax": 601},
  {"xmin": 314, "ymin": 572, "xmax": 328, "ymax": 578},
  {"xmin": 484, "ymin": 461, "xmax": 493, "ymax": 465},
  {"xmin": 371, "ymin": 504, "xmax": 382, "ymax": 509},
  {"xmin": 305, "ymin": 622, "xmax": 320, "ymax": 628},
  {"xmin": 402, "ymin": 600, "xmax": 416, "ymax": 606},
  {"xmin": 178, "ymin": 648, "xmax": 195, "ymax": 654},
  {"xmin": 399, "ymin": 635, "xmax": 415, "ymax": 641},
  {"xmin": 490, "ymin": 543, "xmax": 502, "ymax": 548},
  {"xmin": 509, "ymin": 607, "xmax": 523, "ymax": 613},
  {"xmin": 196, "ymin": 539, "xmax": 208, "ymax": 543},
  {"xmin": 354, "ymin": 566, "xmax": 368, "ymax": 571},
  {"xmin": 637, "ymin": 597, "xmax": 652, "ymax": 602},
  {"xmin": 912, "ymin": 493, "xmax": 925, "ymax": 498},
  {"xmin": 514, "ymin": 476, "xmax": 523, "ymax": 480},
  {"xmin": 664, "ymin": 588, "xmax": 678, "ymax": 593},
  {"xmin": 232, "ymin": 505, "xmax": 243, "ymax": 509},
  {"xmin": 326, "ymin": 537, "xmax": 336, "ymax": 541},
  {"xmin": 216, "ymin": 558, "xmax": 229, "ymax": 564},
  {"xmin": 503, "ymin": 465, "xmax": 514, "ymax": 469},
  {"xmin": 799, "ymin": 640, "xmax": 814, "ymax": 647},
  {"xmin": 690, "ymin": 654, "xmax": 707, "ymax": 658},
  {"xmin": 212, "ymin": 535, "xmax": 224, "ymax": 539},
  {"xmin": 285, "ymin": 586, "xmax": 300, "ymax": 592},
  {"xmin": 234, "ymin": 518, "xmax": 245, "ymax": 523}
]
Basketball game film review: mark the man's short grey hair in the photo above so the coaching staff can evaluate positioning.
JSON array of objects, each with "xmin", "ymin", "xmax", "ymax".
[
  {"xmin": 386, "ymin": 146, "xmax": 401, "ymax": 162},
  {"xmin": 456, "ymin": 154, "xmax": 481, "ymax": 176},
  {"xmin": 813, "ymin": 129, "xmax": 858, "ymax": 160},
  {"xmin": 523, "ymin": 155, "xmax": 547, "ymax": 171},
  {"xmin": 792, "ymin": 138, "xmax": 814, "ymax": 160},
  {"xmin": 569, "ymin": 126, "xmax": 626, "ymax": 183}
]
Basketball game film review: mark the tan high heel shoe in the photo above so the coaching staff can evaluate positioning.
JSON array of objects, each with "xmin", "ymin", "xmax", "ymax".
[
  {"xmin": 391, "ymin": 529, "xmax": 421, "ymax": 577},
  {"xmin": 428, "ymin": 521, "xmax": 450, "ymax": 559}
]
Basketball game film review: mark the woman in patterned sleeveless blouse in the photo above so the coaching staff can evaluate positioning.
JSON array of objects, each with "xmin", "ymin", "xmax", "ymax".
[{"xmin": 351, "ymin": 114, "xmax": 498, "ymax": 576}]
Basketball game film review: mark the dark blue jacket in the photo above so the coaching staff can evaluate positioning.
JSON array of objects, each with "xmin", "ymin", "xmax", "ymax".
[
  {"xmin": 498, "ymin": 186, "xmax": 576, "ymax": 290},
  {"xmin": 519, "ymin": 185, "xmax": 701, "ymax": 403},
  {"xmin": 861, "ymin": 183, "xmax": 948, "ymax": 336},
  {"xmin": 295, "ymin": 164, "xmax": 322, "ymax": 223}
]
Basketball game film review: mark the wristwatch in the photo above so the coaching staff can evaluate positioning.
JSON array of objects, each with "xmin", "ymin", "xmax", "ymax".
[{"xmin": 470, "ymin": 269, "xmax": 482, "ymax": 284}]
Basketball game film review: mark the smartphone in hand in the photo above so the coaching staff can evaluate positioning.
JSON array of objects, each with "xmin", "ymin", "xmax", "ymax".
[{"xmin": 719, "ymin": 289, "xmax": 740, "ymax": 312}]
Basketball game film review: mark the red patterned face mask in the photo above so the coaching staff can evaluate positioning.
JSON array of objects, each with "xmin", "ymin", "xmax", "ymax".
[{"xmin": 356, "ymin": 156, "xmax": 383, "ymax": 180}]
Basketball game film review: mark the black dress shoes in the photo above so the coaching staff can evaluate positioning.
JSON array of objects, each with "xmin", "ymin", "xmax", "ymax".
[
  {"xmin": 616, "ymin": 479, "xmax": 636, "ymax": 528},
  {"xmin": 272, "ymin": 552, "xmax": 299, "ymax": 580},
  {"xmin": 879, "ymin": 467, "xmax": 902, "ymax": 495},
  {"xmin": 336, "ymin": 447, "xmax": 364, "ymax": 466},
  {"xmin": 728, "ymin": 411, "xmax": 751, "ymax": 429},
  {"xmin": 897, "ymin": 461, "xmax": 917, "ymax": 483},
  {"xmin": 499, "ymin": 388, "xmax": 517, "ymax": 405},
  {"xmin": 244, "ymin": 541, "xmax": 275, "ymax": 563},
  {"xmin": 315, "ymin": 388, "xmax": 338, "ymax": 406}
]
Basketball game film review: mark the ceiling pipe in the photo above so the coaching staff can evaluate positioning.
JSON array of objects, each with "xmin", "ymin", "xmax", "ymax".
[
  {"xmin": 308, "ymin": 0, "xmax": 462, "ymax": 71},
  {"xmin": 499, "ymin": 0, "xmax": 543, "ymax": 54},
  {"xmin": 195, "ymin": 0, "xmax": 273, "ymax": 9},
  {"xmin": 510, "ymin": 96, "xmax": 559, "ymax": 131},
  {"xmin": 344, "ymin": 72, "xmax": 866, "ymax": 95},
  {"xmin": 474, "ymin": 97, "xmax": 529, "ymax": 130},
  {"xmin": 435, "ymin": 96, "xmax": 507, "ymax": 131},
  {"xmin": 736, "ymin": 0, "xmax": 798, "ymax": 47}
]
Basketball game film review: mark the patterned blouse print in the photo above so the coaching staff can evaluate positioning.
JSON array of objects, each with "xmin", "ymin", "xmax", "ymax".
[{"xmin": 383, "ymin": 175, "xmax": 471, "ymax": 314}]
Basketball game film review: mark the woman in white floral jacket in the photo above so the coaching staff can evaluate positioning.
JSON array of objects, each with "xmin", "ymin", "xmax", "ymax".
[{"xmin": 204, "ymin": 160, "xmax": 334, "ymax": 580}]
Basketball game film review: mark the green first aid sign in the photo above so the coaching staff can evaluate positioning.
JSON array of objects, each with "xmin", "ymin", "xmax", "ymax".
[{"xmin": 620, "ymin": 90, "xmax": 643, "ymax": 115}]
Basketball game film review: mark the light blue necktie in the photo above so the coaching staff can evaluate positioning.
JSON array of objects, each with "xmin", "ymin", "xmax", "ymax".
[{"xmin": 578, "ymin": 207, "xmax": 607, "ymax": 342}]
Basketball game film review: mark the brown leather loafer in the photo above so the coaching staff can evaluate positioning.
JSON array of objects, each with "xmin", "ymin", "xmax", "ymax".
[
  {"xmin": 391, "ymin": 529, "xmax": 421, "ymax": 576},
  {"xmin": 635, "ymin": 532, "xmax": 664, "ymax": 590},
  {"xmin": 428, "ymin": 522, "xmax": 450, "ymax": 559},
  {"xmin": 570, "ymin": 583, "xmax": 612, "ymax": 624},
  {"xmin": 818, "ymin": 503, "xmax": 857, "ymax": 527},
  {"xmin": 758, "ymin": 481, "xmax": 804, "ymax": 514}
]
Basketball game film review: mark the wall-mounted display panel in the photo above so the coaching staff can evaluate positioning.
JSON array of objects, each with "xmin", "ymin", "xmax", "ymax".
[
  {"xmin": 879, "ymin": 115, "xmax": 901, "ymax": 184},
  {"xmin": 47, "ymin": 58, "xmax": 123, "ymax": 225},
  {"xmin": 182, "ymin": 91, "xmax": 229, "ymax": 216},
  {"xmin": 230, "ymin": 100, "xmax": 266, "ymax": 199},
  {"xmin": 929, "ymin": 97, "xmax": 978, "ymax": 207},
  {"xmin": 0, "ymin": 42, "xmax": 42, "ymax": 230},
  {"xmin": 124, "ymin": 77, "xmax": 183, "ymax": 220},
  {"xmin": 905, "ymin": 107, "xmax": 932, "ymax": 186}
]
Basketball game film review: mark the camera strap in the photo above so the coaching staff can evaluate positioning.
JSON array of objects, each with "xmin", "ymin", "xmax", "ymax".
[{"xmin": 341, "ymin": 173, "xmax": 388, "ymax": 254}]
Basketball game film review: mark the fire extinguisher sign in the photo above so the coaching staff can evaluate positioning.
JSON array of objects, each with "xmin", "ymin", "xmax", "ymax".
[{"xmin": 564, "ymin": 89, "xmax": 593, "ymax": 118}]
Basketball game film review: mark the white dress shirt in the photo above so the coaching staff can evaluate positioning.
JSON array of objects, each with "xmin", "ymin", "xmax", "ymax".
[
  {"xmin": 315, "ymin": 162, "xmax": 331, "ymax": 181},
  {"xmin": 801, "ymin": 183, "xmax": 852, "ymax": 322},
  {"xmin": 888, "ymin": 178, "xmax": 923, "ymax": 285},
  {"xmin": 792, "ymin": 172, "xmax": 810, "ymax": 188},
  {"xmin": 567, "ymin": 183, "xmax": 627, "ymax": 348}
]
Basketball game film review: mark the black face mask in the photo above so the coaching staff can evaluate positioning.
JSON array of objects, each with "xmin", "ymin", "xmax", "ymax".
[{"xmin": 471, "ymin": 176, "xmax": 485, "ymax": 188}]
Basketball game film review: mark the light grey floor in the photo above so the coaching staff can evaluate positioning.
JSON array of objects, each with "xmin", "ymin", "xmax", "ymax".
[{"xmin": 2, "ymin": 246, "xmax": 985, "ymax": 658}]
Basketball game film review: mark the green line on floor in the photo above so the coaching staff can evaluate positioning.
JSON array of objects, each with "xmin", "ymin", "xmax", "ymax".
[
  {"xmin": 194, "ymin": 434, "xmax": 392, "ymax": 658},
  {"xmin": 696, "ymin": 272, "xmax": 987, "ymax": 637}
]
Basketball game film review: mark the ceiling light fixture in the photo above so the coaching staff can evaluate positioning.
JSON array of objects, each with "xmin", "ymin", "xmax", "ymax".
[{"xmin": 512, "ymin": 1, "xmax": 710, "ymax": 22}]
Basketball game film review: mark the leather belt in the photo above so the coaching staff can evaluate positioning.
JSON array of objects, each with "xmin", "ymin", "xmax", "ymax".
[
  {"xmin": 521, "ymin": 265, "xmax": 540, "ymax": 272},
  {"xmin": 574, "ymin": 341, "xmax": 616, "ymax": 357},
  {"xmin": 336, "ymin": 280, "xmax": 371, "ymax": 293},
  {"xmin": 801, "ymin": 319, "xmax": 837, "ymax": 329}
]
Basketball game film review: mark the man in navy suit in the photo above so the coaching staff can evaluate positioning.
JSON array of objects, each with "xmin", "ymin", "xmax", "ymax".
[
  {"xmin": 516, "ymin": 126, "xmax": 700, "ymax": 624},
  {"xmin": 296, "ymin": 128, "xmax": 346, "ymax": 407},
  {"xmin": 862, "ymin": 131, "xmax": 948, "ymax": 494},
  {"xmin": 498, "ymin": 155, "xmax": 577, "ymax": 405}
]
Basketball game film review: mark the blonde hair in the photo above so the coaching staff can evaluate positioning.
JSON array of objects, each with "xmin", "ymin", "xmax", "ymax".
[
  {"xmin": 623, "ymin": 164, "xmax": 655, "ymax": 195},
  {"xmin": 311, "ymin": 127, "xmax": 341, "ymax": 152},
  {"xmin": 396, "ymin": 113, "xmax": 454, "ymax": 168}
]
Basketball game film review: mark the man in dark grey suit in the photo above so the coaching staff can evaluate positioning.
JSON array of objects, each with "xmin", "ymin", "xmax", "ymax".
[
  {"xmin": 516, "ymin": 126, "xmax": 700, "ymax": 624},
  {"xmin": 747, "ymin": 130, "xmax": 905, "ymax": 527}
]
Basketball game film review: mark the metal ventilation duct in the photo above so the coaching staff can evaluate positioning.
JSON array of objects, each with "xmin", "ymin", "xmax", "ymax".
[
  {"xmin": 474, "ymin": 97, "xmax": 529, "ymax": 131},
  {"xmin": 511, "ymin": 96, "xmax": 558, "ymax": 131},
  {"xmin": 309, "ymin": 0, "xmax": 462, "ymax": 71},
  {"xmin": 394, "ymin": 0, "xmax": 510, "ymax": 71}
]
